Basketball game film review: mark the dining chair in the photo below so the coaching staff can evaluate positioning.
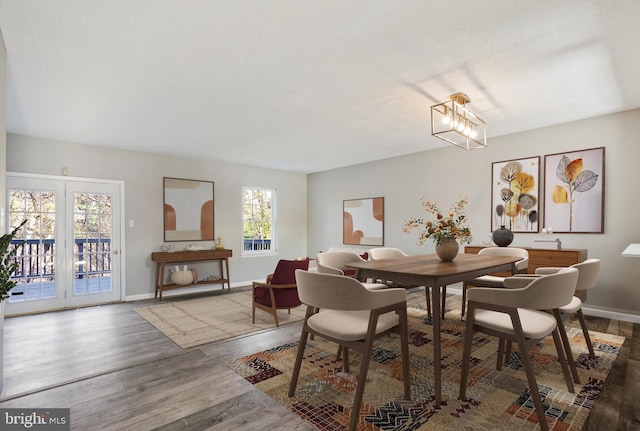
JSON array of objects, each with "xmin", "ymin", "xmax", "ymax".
[
  {"xmin": 460, "ymin": 247, "xmax": 529, "ymax": 317},
  {"xmin": 534, "ymin": 258, "xmax": 601, "ymax": 358},
  {"xmin": 252, "ymin": 258, "xmax": 309, "ymax": 327},
  {"xmin": 459, "ymin": 267, "xmax": 579, "ymax": 431},
  {"xmin": 316, "ymin": 251, "xmax": 386, "ymax": 290},
  {"xmin": 368, "ymin": 247, "xmax": 433, "ymax": 319},
  {"xmin": 289, "ymin": 270, "xmax": 410, "ymax": 431}
]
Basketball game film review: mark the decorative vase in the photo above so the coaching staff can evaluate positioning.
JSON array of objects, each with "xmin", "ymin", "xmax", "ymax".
[
  {"xmin": 435, "ymin": 237, "xmax": 459, "ymax": 262},
  {"xmin": 215, "ymin": 237, "xmax": 224, "ymax": 250},
  {"xmin": 171, "ymin": 267, "xmax": 194, "ymax": 285},
  {"xmin": 492, "ymin": 225, "xmax": 514, "ymax": 247}
]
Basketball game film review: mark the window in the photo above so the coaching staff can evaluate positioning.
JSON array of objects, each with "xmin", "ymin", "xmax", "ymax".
[{"xmin": 242, "ymin": 187, "xmax": 275, "ymax": 254}]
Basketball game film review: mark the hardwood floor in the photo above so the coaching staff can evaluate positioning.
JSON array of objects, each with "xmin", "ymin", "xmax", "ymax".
[{"xmin": 1, "ymin": 287, "xmax": 638, "ymax": 430}]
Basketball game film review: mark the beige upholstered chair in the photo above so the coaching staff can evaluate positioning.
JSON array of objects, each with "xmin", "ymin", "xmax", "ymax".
[
  {"xmin": 461, "ymin": 247, "xmax": 529, "ymax": 316},
  {"xmin": 289, "ymin": 270, "xmax": 410, "ymax": 431},
  {"xmin": 535, "ymin": 259, "xmax": 601, "ymax": 358},
  {"xmin": 316, "ymin": 251, "xmax": 386, "ymax": 290},
  {"xmin": 459, "ymin": 267, "xmax": 579, "ymax": 431},
  {"xmin": 368, "ymin": 247, "xmax": 433, "ymax": 319},
  {"xmin": 368, "ymin": 247, "xmax": 408, "ymax": 260}
]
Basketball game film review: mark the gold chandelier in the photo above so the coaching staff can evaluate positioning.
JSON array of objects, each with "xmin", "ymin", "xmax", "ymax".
[{"xmin": 430, "ymin": 92, "xmax": 487, "ymax": 150}]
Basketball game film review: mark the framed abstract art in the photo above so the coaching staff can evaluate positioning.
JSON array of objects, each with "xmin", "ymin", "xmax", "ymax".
[
  {"xmin": 343, "ymin": 197, "xmax": 384, "ymax": 246},
  {"xmin": 491, "ymin": 156, "xmax": 540, "ymax": 233},
  {"xmin": 543, "ymin": 147, "xmax": 605, "ymax": 233}
]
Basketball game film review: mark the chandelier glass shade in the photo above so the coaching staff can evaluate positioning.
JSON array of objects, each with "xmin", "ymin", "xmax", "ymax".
[{"xmin": 430, "ymin": 92, "xmax": 487, "ymax": 150}]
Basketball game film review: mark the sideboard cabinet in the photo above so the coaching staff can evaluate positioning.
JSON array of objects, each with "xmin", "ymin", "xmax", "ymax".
[
  {"xmin": 464, "ymin": 245, "xmax": 588, "ymax": 300},
  {"xmin": 464, "ymin": 246, "xmax": 587, "ymax": 274}
]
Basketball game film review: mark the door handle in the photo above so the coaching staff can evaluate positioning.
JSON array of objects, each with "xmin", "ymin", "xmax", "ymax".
[{"xmin": 113, "ymin": 250, "xmax": 120, "ymax": 255}]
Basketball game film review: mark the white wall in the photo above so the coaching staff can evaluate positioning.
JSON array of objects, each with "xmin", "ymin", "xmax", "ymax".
[
  {"xmin": 6, "ymin": 135, "xmax": 308, "ymax": 298},
  {"xmin": 308, "ymin": 109, "xmax": 640, "ymax": 316},
  {"xmin": 0, "ymin": 29, "xmax": 6, "ymax": 226}
]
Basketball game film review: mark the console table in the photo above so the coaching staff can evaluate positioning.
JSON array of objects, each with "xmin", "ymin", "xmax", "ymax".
[{"xmin": 151, "ymin": 249, "xmax": 232, "ymax": 300}]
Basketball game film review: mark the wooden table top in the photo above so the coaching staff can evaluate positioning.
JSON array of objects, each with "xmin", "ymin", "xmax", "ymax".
[{"xmin": 347, "ymin": 253, "xmax": 521, "ymax": 286}]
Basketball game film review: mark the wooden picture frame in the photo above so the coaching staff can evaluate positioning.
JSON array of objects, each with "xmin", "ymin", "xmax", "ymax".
[
  {"xmin": 163, "ymin": 177, "xmax": 215, "ymax": 242},
  {"xmin": 343, "ymin": 197, "xmax": 384, "ymax": 246},
  {"xmin": 543, "ymin": 147, "xmax": 605, "ymax": 233},
  {"xmin": 491, "ymin": 156, "xmax": 540, "ymax": 233}
]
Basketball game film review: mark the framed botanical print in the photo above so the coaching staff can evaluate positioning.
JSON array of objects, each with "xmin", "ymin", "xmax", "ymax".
[
  {"xmin": 491, "ymin": 156, "xmax": 540, "ymax": 232},
  {"xmin": 543, "ymin": 147, "xmax": 605, "ymax": 233},
  {"xmin": 343, "ymin": 197, "xmax": 384, "ymax": 246}
]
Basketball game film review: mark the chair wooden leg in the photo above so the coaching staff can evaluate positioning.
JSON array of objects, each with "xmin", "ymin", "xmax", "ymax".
[
  {"xmin": 426, "ymin": 286, "xmax": 432, "ymax": 321},
  {"xmin": 288, "ymin": 329, "xmax": 310, "ymax": 397},
  {"xmin": 553, "ymin": 309, "xmax": 580, "ymax": 384},
  {"xmin": 343, "ymin": 347, "xmax": 350, "ymax": 373},
  {"xmin": 514, "ymin": 332, "xmax": 549, "ymax": 431},
  {"xmin": 551, "ymin": 328, "xmax": 575, "ymax": 393},
  {"xmin": 496, "ymin": 338, "xmax": 505, "ymax": 371},
  {"xmin": 349, "ymin": 332, "xmax": 376, "ymax": 431},
  {"xmin": 252, "ymin": 303, "xmax": 256, "ymax": 324},
  {"xmin": 458, "ymin": 303, "xmax": 477, "ymax": 400},
  {"xmin": 504, "ymin": 340, "xmax": 513, "ymax": 366},
  {"xmin": 399, "ymin": 307, "xmax": 411, "ymax": 400},
  {"xmin": 577, "ymin": 309, "xmax": 596, "ymax": 358},
  {"xmin": 461, "ymin": 282, "xmax": 468, "ymax": 317}
]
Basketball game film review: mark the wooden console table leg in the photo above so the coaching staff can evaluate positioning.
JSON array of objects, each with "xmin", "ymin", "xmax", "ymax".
[
  {"xmin": 224, "ymin": 257, "xmax": 231, "ymax": 290},
  {"xmin": 157, "ymin": 262, "xmax": 166, "ymax": 300}
]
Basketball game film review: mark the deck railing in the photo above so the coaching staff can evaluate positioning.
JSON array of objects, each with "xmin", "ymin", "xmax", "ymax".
[
  {"xmin": 243, "ymin": 238, "xmax": 271, "ymax": 251},
  {"xmin": 11, "ymin": 238, "xmax": 112, "ymax": 279}
]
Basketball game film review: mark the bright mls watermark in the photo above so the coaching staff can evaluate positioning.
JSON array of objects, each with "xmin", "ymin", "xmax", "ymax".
[{"xmin": 0, "ymin": 409, "xmax": 70, "ymax": 430}]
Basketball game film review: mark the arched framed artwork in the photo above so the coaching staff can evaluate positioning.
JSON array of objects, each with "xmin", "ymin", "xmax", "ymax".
[
  {"xmin": 343, "ymin": 197, "xmax": 384, "ymax": 246},
  {"xmin": 163, "ymin": 177, "xmax": 214, "ymax": 241}
]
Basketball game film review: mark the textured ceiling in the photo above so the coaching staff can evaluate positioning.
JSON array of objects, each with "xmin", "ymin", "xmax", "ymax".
[{"xmin": 1, "ymin": 1, "xmax": 639, "ymax": 173}]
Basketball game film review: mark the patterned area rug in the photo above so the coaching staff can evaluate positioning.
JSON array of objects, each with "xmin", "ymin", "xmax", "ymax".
[
  {"xmin": 227, "ymin": 298, "xmax": 624, "ymax": 430},
  {"xmin": 134, "ymin": 290, "xmax": 306, "ymax": 348}
]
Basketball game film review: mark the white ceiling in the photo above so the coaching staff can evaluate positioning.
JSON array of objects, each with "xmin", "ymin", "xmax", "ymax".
[{"xmin": 1, "ymin": 1, "xmax": 639, "ymax": 174}]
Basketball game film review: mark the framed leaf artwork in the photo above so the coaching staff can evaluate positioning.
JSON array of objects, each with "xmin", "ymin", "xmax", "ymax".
[
  {"xmin": 543, "ymin": 147, "xmax": 605, "ymax": 233},
  {"xmin": 343, "ymin": 197, "xmax": 384, "ymax": 246},
  {"xmin": 491, "ymin": 156, "xmax": 540, "ymax": 233}
]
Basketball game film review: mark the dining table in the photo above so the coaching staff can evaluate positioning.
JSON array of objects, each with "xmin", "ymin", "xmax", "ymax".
[{"xmin": 346, "ymin": 252, "xmax": 521, "ymax": 406}]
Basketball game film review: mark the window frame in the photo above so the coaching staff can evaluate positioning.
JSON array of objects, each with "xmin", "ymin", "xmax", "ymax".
[{"xmin": 241, "ymin": 186, "xmax": 276, "ymax": 256}]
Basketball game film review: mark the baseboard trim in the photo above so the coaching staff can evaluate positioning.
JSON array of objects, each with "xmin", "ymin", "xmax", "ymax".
[{"xmin": 125, "ymin": 281, "xmax": 250, "ymax": 302}]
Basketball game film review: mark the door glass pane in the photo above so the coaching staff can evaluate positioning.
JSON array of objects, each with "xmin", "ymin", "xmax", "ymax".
[
  {"xmin": 8, "ymin": 189, "xmax": 57, "ymax": 302},
  {"xmin": 73, "ymin": 192, "xmax": 113, "ymax": 295}
]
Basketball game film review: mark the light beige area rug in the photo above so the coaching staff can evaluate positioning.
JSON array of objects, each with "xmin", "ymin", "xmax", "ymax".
[{"xmin": 134, "ymin": 290, "xmax": 306, "ymax": 348}]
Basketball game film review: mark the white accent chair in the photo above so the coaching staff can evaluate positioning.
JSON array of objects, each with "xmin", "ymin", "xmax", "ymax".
[
  {"xmin": 535, "ymin": 258, "xmax": 601, "ymax": 358},
  {"xmin": 289, "ymin": 270, "xmax": 410, "ymax": 431},
  {"xmin": 316, "ymin": 251, "xmax": 386, "ymax": 290},
  {"xmin": 459, "ymin": 267, "xmax": 579, "ymax": 431},
  {"xmin": 461, "ymin": 247, "xmax": 529, "ymax": 317}
]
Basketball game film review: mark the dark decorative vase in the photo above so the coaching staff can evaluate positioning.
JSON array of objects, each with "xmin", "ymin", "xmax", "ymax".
[
  {"xmin": 435, "ymin": 237, "xmax": 459, "ymax": 262},
  {"xmin": 492, "ymin": 225, "xmax": 514, "ymax": 247}
]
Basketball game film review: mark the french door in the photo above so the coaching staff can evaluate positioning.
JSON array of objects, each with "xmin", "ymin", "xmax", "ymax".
[{"xmin": 5, "ymin": 174, "xmax": 123, "ymax": 315}]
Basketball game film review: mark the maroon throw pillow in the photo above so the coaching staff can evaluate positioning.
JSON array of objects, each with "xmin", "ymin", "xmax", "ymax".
[
  {"xmin": 270, "ymin": 258, "xmax": 309, "ymax": 285},
  {"xmin": 360, "ymin": 252, "xmax": 369, "ymax": 260}
]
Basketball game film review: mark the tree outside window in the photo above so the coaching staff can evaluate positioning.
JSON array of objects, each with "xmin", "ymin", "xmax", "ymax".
[{"xmin": 242, "ymin": 187, "xmax": 275, "ymax": 253}]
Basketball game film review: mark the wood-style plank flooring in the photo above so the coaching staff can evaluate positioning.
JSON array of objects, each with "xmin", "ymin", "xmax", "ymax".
[{"xmin": 0, "ymin": 287, "xmax": 638, "ymax": 431}]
